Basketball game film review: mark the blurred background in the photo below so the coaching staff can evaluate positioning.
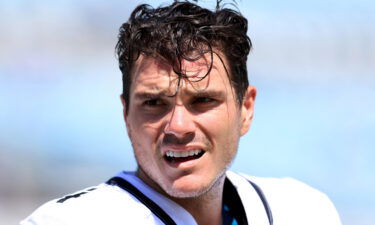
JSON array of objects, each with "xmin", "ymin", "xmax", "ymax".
[{"xmin": 0, "ymin": 0, "xmax": 374, "ymax": 224}]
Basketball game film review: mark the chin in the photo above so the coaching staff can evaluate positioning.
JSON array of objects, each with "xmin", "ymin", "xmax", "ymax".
[
  {"xmin": 164, "ymin": 185, "xmax": 209, "ymax": 199},
  {"xmin": 163, "ymin": 171, "xmax": 226, "ymax": 199}
]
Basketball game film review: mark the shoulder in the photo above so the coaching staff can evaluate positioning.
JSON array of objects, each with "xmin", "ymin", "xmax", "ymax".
[
  {"xmin": 20, "ymin": 183, "xmax": 159, "ymax": 225},
  {"xmin": 227, "ymin": 171, "xmax": 342, "ymax": 225}
]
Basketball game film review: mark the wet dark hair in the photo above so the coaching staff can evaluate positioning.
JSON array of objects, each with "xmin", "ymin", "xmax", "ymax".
[{"xmin": 116, "ymin": 0, "xmax": 252, "ymax": 112}]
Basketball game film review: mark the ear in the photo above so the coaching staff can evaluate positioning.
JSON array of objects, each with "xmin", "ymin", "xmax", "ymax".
[
  {"xmin": 240, "ymin": 85, "xmax": 256, "ymax": 136},
  {"xmin": 120, "ymin": 94, "xmax": 129, "ymax": 128}
]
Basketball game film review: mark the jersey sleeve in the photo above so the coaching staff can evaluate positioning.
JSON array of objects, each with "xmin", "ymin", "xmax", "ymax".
[
  {"xmin": 252, "ymin": 176, "xmax": 342, "ymax": 225},
  {"xmin": 20, "ymin": 200, "xmax": 67, "ymax": 225},
  {"xmin": 19, "ymin": 183, "xmax": 168, "ymax": 225}
]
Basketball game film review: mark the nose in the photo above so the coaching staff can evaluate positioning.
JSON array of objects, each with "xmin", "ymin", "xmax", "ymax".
[{"xmin": 163, "ymin": 104, "xmax": 195, "ymax": 144}]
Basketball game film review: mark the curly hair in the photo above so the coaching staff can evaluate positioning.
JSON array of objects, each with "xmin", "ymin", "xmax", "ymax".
[{"xmin": 116, "ymin": 0, "xmax": 252, "ymax": 112}]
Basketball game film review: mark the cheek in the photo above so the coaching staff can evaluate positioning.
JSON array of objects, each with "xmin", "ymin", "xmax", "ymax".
[
  {"xmin": 199, "ymin": 107, "xmax": 241, "ymax": 137},
  {"xmin": 128, "ymin": 125, "xmax": 159, "ymax": 166},
  {"xmin": 128, "ymin": 118, "xmax": 164, "ymax": 149},
  {"xmin": 207, "ymin": 108, "xmax": 241, "ymax": 148}
]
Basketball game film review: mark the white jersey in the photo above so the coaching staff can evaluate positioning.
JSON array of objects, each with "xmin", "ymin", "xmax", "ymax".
[{"xmin": 20, "ymin": 171, "xmax": 342, "ymax": 225}]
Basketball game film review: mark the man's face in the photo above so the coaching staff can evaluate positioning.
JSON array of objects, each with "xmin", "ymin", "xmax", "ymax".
[{"xmin": 123, "ymin": 53, "xmax": 255, "ymax": 198}]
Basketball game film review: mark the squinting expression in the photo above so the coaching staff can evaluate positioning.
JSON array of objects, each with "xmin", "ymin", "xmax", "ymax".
[{"xmin": 123, "ymin": 53, "xmax": 256, "ymax": 198}]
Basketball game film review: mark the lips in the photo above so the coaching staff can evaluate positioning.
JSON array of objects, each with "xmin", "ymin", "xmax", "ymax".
[{"xmin": 164, "ymin": 149, "xmax": 205, "ymax": 163}]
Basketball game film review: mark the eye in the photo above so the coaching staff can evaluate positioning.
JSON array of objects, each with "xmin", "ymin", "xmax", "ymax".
[
  {"xmin": 193, "ymin": 97, "xmax": 215, "ymax": 104},
  {"xmin": 190, "ymin": 95, "xmax": 222, "ymax": 112},
  {"xmin": 143, "ymin": 98, "xmax": 165, "ymax": 106}
]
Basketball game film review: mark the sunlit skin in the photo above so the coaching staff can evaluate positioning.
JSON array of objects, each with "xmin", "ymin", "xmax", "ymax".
[{"xmin": 121, "ymin": 52, "xmax": 256, "ymax": 225}]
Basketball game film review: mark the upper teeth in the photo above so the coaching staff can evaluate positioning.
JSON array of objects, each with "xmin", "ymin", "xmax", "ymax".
[{"xmin": 165, "ymin": 149, "xmax": 202, "ymax": 158}]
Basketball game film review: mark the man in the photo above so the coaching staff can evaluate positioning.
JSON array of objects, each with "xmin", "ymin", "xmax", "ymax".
[{"xmin": 21, "ymin": 1, "xmax": 342, "ymax": 225}]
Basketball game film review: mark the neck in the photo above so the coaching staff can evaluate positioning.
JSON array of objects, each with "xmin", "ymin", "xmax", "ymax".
[
  {"xmin": 135, "ymin": 168, "xmax": 226, "ymax": 225},
  {"xmin": 171, "ymin": 177, "xmax": 225, "ymax": 225}
]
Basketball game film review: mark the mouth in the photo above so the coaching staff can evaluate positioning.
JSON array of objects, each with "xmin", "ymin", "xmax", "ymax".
[{"xmin": 164, "ymin": 149, "xmax": 205, "ymax": 164}]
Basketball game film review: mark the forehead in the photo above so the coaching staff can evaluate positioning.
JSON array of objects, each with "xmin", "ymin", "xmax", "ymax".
[{"xmin": 130, "ymin": 53, "xmax": 232, "ymax": 95}]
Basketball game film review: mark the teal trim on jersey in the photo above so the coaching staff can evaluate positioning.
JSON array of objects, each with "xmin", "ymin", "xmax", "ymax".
[{"xmin": 222, "ymin": 204, "xmax": 238, "ymax": 225}]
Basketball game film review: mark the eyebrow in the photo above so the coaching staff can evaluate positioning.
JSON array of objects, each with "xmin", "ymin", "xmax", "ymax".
[
  {"xmin": 184, "ymin": 89, "xmax": 225, "ymax": 99},
  {"xmin": 134, "ymin": 89, "xmax": 226, "ymax": 101},
  {"xmin": 134, "ymin": 91, "xmax": 169, "ymax": 100}
]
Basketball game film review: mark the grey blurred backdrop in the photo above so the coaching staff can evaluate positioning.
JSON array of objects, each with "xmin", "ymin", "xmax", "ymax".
[{"xmin": 0, "ymin": 0, "xmax": 374, "ymax": 224}]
